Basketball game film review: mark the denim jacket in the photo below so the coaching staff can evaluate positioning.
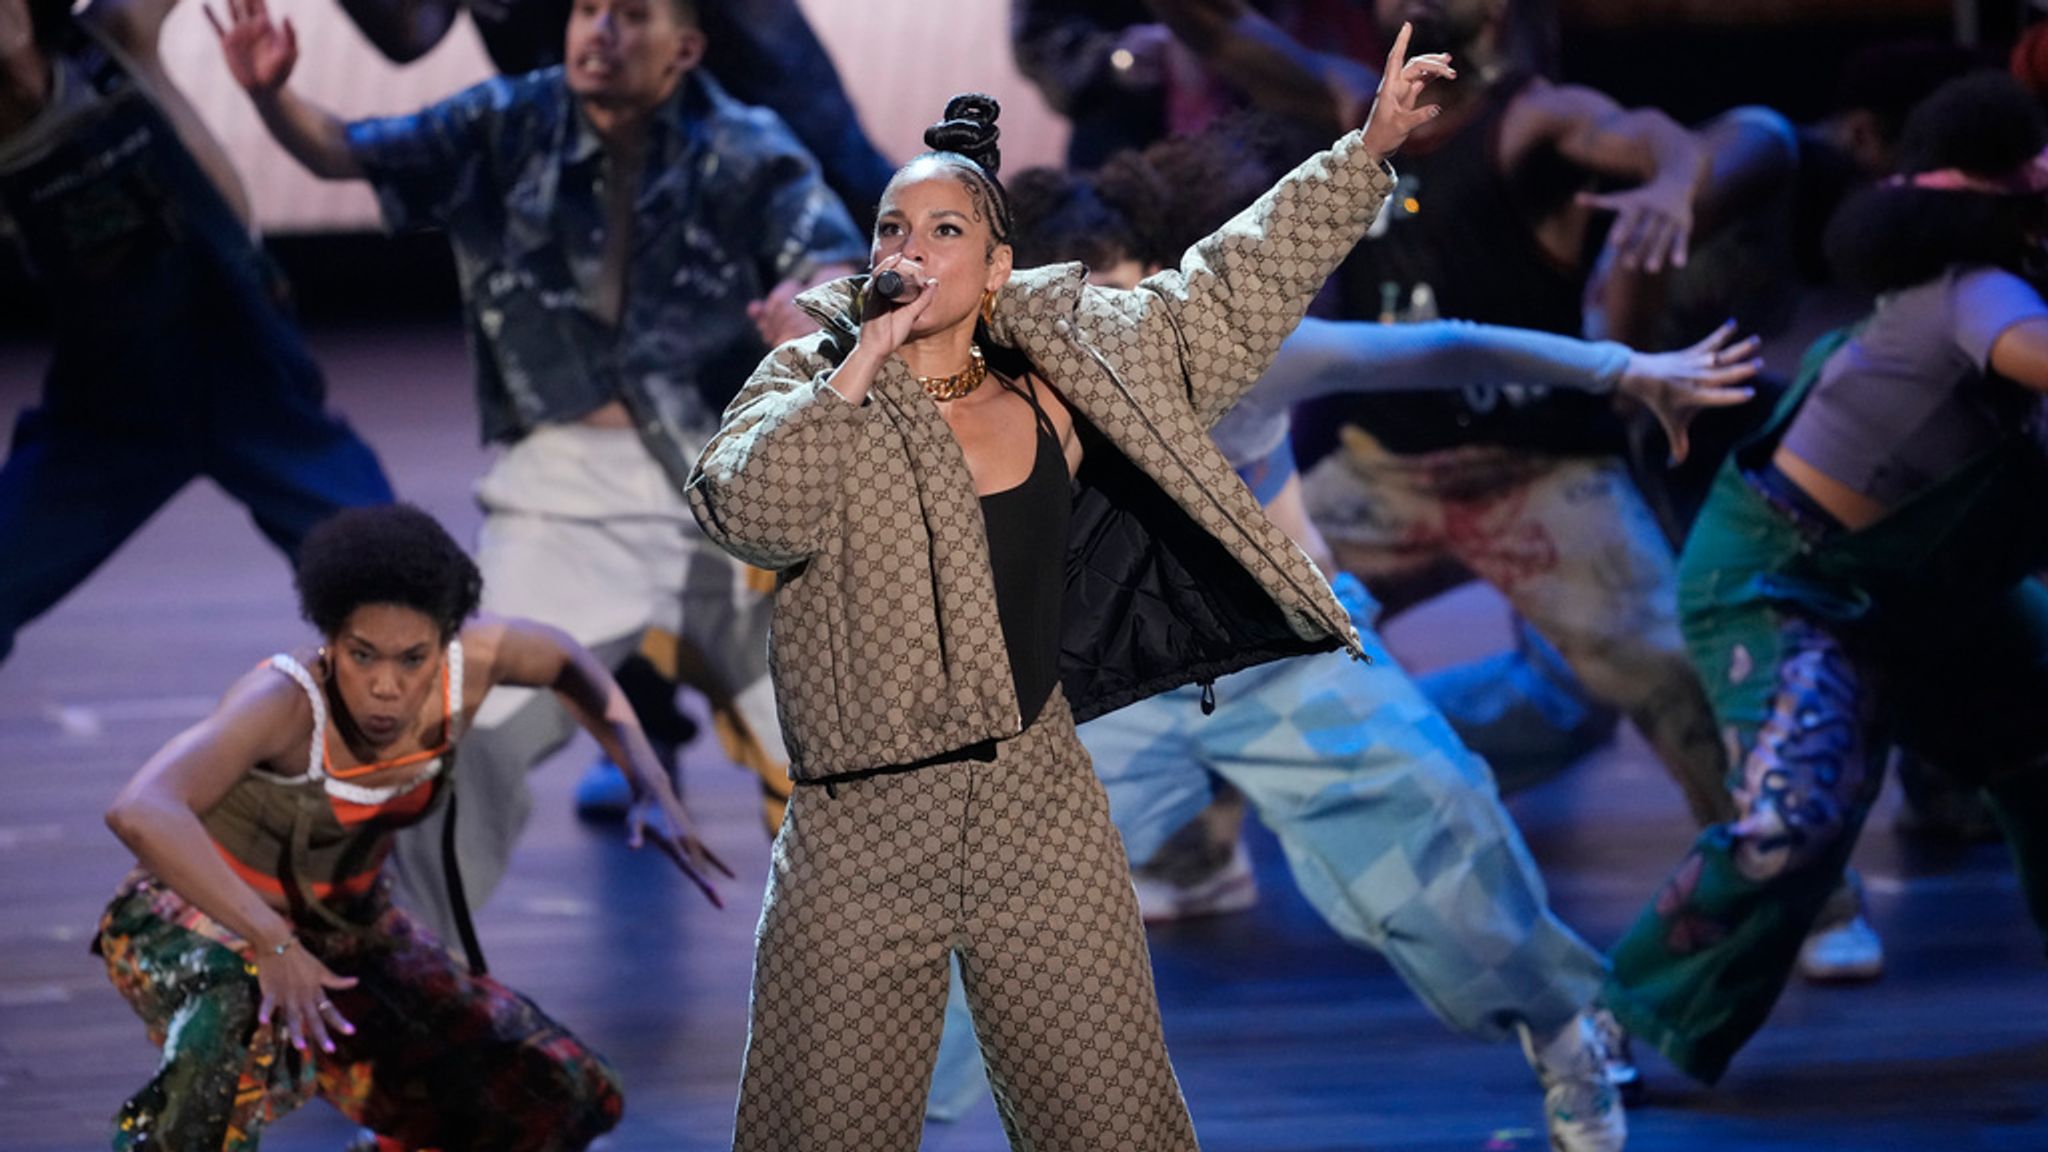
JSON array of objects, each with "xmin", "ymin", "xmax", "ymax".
[{"xmin": 346, "ymin": 69, "xmax": 866, "ymax": 489}]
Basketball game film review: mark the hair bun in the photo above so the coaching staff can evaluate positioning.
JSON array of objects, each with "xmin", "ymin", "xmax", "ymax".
[{"xmin": 924, "ymin": 93, "xmax": 1003, "ymax": 176}]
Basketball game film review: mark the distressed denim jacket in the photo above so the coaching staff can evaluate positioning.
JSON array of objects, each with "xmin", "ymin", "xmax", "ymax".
[{"xmin": 346, "ymin": 69, "xmax": 866, "ymax": 489}]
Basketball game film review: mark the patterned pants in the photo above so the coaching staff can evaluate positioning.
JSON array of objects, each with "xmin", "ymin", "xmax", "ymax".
[
  {"xmin": 1606, "ymin": 463, "xmax": 2048, "ymax": 1083},
  {"xmin": 97, "ymin": 875, "xmax": 622, "ymax": 1151},
  {"xmin": 1302, "ymin": 441, "xmax": 1735, "ymax": 826},
  {"xmin": 733, "ymin": 691, "xmax": 1198, "ymax": 1152}
]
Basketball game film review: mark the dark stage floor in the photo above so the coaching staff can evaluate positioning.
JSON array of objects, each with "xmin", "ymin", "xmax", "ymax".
[{"xmin": 1, "ymin": 323, "xmax": 2042, "ymax": 1151}]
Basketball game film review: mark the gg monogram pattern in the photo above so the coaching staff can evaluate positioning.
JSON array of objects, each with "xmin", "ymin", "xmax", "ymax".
[
  {"xmin": 688, "ymin": 130, "xmax": 1394, "ymax": 783},
  {"xmin": 732, "ymin": 693, "xmax": 1199, "ymax": 1152}
]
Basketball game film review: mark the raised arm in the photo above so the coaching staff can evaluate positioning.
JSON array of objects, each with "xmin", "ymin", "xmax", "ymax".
[
  {"xmin": 104, "ymin": 669, "xmax": 360, "ymax": 1054},
  {"xmin": 465, "ymin": 617, "xmax": 733, "ymax": 907},
  {"xmin": 1132, "ymin": 24, "xmax": 1446, "ymax": 425},
  {"xmin": 207, "ymin": 0, "xmax": 364, "ymax": 179},
  {"xmin": 737, "ymin": 111, "xmax": 869, "ymax": 348}
]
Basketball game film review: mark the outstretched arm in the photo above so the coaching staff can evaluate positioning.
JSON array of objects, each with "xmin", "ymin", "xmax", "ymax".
[
  {"xmin": 207, "ymin": 0, "xmax": 364, "ymax": 179},
  {"xmin": 466, "ymin": 617, "xmax": 734, "ymax": 907},
  {"xmin": 1262, "ymin": 317, "xmax": 1758, "ymax": 461},
  {"xmin": 1132, "ymin": 24, "xmax": 1447, "ymax": 425}
]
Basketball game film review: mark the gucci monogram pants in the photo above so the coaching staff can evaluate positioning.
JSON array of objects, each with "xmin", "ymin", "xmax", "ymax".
[{"xmin": 732, "ymin": 691, "xmax": 1199, "ymax": 1151}]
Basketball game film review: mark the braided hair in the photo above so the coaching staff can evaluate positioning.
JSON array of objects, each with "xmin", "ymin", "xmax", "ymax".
[
  {"xmin": 887, "ymin": 95, "xmax": 1039, "ymax": 380},
  {"xmin": 907, "ymin": 94, "xmax": 1014, "ymax": 257}
]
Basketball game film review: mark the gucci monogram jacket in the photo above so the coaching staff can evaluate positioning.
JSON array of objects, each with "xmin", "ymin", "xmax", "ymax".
[{"xmin": 688, "ymin": 129, "xmax": 1393, "ymax": 782}]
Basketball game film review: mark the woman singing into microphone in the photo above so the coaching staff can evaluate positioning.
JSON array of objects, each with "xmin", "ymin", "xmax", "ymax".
[{"xmin": 688, "ymin": 27, "xmax": 1450, "ymax": 1151}]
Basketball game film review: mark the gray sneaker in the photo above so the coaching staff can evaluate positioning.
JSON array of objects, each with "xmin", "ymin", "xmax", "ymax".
[{"xmin": 1519, "ymin": 1012, "xmax": 1627, "ymax": 1152}]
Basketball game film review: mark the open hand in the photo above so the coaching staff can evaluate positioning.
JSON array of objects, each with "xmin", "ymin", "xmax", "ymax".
[
  {"xmin": 1579, "ymin": 177, "xmax": 1695, "ymax": 274},
  {"xmin": 629, "ymin": 788, "xmax": 736, "ymax": 910},
  {"xmin": 749, "ymin": 277, "xmax": 821, "ymax": 349},
  {"xmin": 205, "ymin": 0, "xmax": 298, "ymax": 98},
  {"xmin": 1359, "ymin": 22, "xmax": 1455, "ymax": 159},
  {"xmin": 749, "ymin": 262, "xmax": 854, "ymax": 348},
  {"xmin": 255, "ymin": 941, "xmax": 359, "ymax": 1054},
  {"xmin": 1617, "ymin": 321, "xmax": 1762, "ymax": 464}
]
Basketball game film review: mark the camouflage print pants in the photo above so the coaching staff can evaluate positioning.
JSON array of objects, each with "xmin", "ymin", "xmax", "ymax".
[
  {"xmin": 97, "ymin": 874, "xmax": 622, "ymax": 1151},
  {"xmin": 733, "ymin": 690, "xmax": 1199, "ymax": 1152}
]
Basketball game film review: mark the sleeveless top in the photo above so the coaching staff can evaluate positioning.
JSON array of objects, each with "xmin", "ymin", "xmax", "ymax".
[
  {"xmin": 980, "ymin": 381, "xmax": 1071, "ymax": 731},
  {"xmin": 201, "ymin": 643, "xmax": 466, "ymax": 921},
  {"xmin": 1300, "ymin": 72, "xmax": 1623, "ymax": 463}
]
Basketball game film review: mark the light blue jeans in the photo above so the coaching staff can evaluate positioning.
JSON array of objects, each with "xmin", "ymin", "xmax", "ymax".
[{"xmin": 929, "ymin": 574, "xmax": 1608, "ymax": 1114}]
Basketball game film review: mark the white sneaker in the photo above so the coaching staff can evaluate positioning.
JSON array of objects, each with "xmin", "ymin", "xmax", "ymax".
[
  {"xmin": 1797, "ymin": 912, "xmax": 1885, "ymax": 982},
  {"xmin": 1519, "ymin": 1013, "xmax": 1627, "ymax": 1152},
  {"xmin": 1130, "ymin": 841, "xmax": 1258, "ymax": 923},
  {"xmin": 1798, "ymin": 878, "xmax": 1885, "ymax": 982}
]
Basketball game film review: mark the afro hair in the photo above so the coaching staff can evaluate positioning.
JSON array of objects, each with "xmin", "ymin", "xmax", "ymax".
[{"xmin": 294, "ymin": 504, "xmax": 482, "ymax": 642}]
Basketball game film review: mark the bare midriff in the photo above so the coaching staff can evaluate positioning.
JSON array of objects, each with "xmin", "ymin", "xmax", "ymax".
[{"xmin": 1770, "ymin": 445, "xmax": 1890, "ymax": 532}]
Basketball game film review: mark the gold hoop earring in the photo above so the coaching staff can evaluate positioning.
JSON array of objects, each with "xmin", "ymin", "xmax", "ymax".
[{"xmin": 980, "ymin": 289, "xmax": 997, "ymax": 329}]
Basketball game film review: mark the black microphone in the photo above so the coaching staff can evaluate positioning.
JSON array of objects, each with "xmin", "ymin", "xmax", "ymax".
[{"xmin": 871, "ymin": 269, "xmax": 917, "ymax": 301}]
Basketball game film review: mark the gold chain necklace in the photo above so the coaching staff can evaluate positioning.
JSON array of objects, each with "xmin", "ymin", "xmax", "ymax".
[{"xmin": 916, "ymin": 345, "xmax": 988, "ymax": 402}]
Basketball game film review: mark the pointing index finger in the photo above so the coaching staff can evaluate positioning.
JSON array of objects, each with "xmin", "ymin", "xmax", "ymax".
[{"xmin": 1385, "ymin": 21, "xmax": 1413, "ymax": 76}]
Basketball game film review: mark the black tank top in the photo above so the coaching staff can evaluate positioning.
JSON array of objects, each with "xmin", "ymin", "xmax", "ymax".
[
  {"xmin": 1298, "ymin": 72, "xmax": 1624, "ymax": 464},
  {"xmin": 980, "ymin": 380, "xmax": 1070, "ymax": 730}
]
